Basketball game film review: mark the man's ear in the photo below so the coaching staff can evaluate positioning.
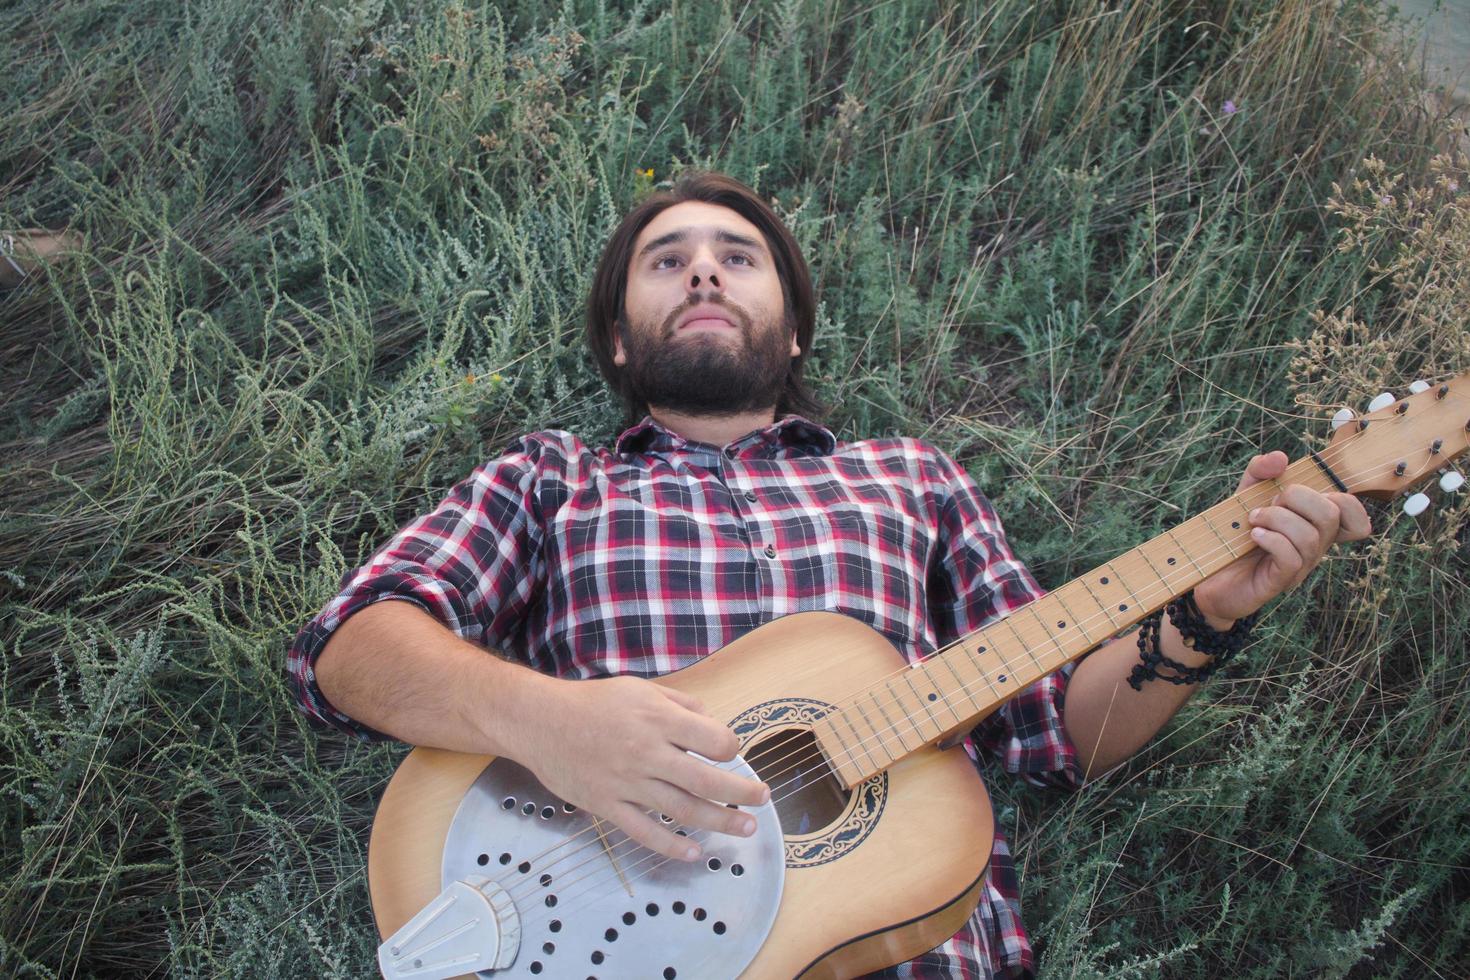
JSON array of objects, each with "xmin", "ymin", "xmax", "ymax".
[
  {"xmin": 789, "ymin": 332, "xmax": 801, "ymax": 357},
  {"xmin": 613, "ymin": 320, "xmax": 627, "ymax": 367}
]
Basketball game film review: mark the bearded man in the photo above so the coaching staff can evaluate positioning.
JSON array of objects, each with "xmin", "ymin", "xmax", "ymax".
[{"xmin": 288, "ymin": 171, "xmax": 1369, "ymax": 977}]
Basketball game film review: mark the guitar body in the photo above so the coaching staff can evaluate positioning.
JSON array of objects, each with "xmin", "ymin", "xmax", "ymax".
[{"xmin": 369, "ymin": 611, "xmax": 995, "ymax": 978}]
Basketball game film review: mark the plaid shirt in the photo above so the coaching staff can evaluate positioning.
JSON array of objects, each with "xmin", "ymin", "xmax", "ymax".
[{"xmin": 288, "ymin": 414, "xmax": 1082, "ymax": 979}]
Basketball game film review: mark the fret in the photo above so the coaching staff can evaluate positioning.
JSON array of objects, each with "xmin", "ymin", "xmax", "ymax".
[
  {"xmin": 939, "ymin": 648, "xmax": 984, "ymax": 714},
  {"xmin": 1076, "ymin": 575, "xmax": 1122, "ymax": 632},
  {"xmin": 1198, "ymin": 509, "xmax": 1243, "ymax": 560},
  {"xmin": 869, "ymin": 690, "xmax": 913, "ymax": 755},
  {"xmin": 1083, "ymin": 561, "xmax": 1144, "ymax": 624},
  {"xmin": 1104, "ymin": 560, "xmax": 1145, "ymax": 608},
  {"xmin": 1003, "ymin": 617, "xmax": 1048, "ymax": 674},
  {"xmin": 842, "ymin": 707, "xmax": 882, "ymax": 771},
  {"xmin": 1027, "ymin": 604, "xmax": 1072, "ymax": 662},
  {"xmin": 1131, "ymin": 537, "xmax": 1185, "ymax": 608},
  {"xmin": 1165, "ymin": 526, "xmax": 1207, "ymax": 578},
  {"xmin": 1050, "ymin": 585, "xmax": 1098, "ymax": 646},
  {"xmin": 1229, "ymin": 492, "xmax": 1260, "ymax": 524},
  {"xmin": 901, "ymin": 670, "xmax": 944, "ymax": 736},
  {"xmin": 963, "ymin": 639, "xmax": 1003, "ymax": 698},
  {"xmin": 985, "ymin": 639, "xmax": 1021, "ymax": 686}
]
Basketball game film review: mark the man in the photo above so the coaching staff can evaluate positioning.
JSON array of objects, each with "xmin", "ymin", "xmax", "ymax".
[{"xmin": 287, "ymin": 171, "xmax": 1371, "ymax": 977}]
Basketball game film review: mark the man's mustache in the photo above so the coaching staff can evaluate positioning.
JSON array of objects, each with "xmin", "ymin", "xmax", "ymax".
[{"xmin": 661, "ymin": 295, "xmax": 752, "ymax": 337}]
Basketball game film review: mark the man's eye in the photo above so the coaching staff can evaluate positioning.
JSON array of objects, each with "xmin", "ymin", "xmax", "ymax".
[
  {"xmin": 653, "ymin": 255, "xmax": 680, "ymax": 269},
  {"xmin": 727, "ymin": 253, "xmax": 753, "ymax": 266}
]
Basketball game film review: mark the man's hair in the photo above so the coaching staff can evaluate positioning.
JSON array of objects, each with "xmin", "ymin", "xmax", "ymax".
[{"xmin": 584, "ymin": 170, "xmax": 824, "ymax": 424}]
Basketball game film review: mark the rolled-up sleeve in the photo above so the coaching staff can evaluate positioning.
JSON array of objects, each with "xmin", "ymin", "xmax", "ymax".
[
  {"xmin": 925, "ymin": 447, "xmax": 1083, "ymax": 791},
  {"xmin": 286, "ymin": 434, "xmax": 554, "ymax": 740}
]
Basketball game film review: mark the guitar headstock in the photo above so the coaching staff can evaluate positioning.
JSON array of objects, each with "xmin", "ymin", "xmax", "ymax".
[{"xmin": 1325, "ymin": 371, "xmax": 1470, "ymax": 507}]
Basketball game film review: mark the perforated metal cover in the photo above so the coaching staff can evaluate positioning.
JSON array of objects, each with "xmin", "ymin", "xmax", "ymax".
[{"xmin": 442, "ymin": 756, "xmax": 785, "ymax": 979}]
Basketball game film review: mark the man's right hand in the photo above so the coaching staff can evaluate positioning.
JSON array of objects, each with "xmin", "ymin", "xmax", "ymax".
[
  {"xmin": 314, "ymin": 602, "xmax": 768, "ymax": 862},
  {"xmin": 508, "ymin": 674, "xmax": 771, "ymax": 862}
]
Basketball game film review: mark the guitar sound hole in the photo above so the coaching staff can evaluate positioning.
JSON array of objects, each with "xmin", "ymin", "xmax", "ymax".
[{"xmin": 744, "ymin": 727, "xmax": 850, "ymax": 834}]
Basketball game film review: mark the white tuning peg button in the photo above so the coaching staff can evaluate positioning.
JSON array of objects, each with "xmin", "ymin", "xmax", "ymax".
[
  {"xmin": 1403, "ymin": 492, "xmax": 1431, "ymax": 516},
  {"xmin": 1409, "ymin": 380, "xmax": 1432, "ymax": 394},
  {"xmin": 1366, "ymin": 391, "xmax": 1397, "ymax": 413},
  {"xmin": 1331, "ymin": 407, "xmax": 1356, "ymax": 430},
  {"xmin": 1441, "ymin": 471, "xmax": 1465, "ymax": 493}
]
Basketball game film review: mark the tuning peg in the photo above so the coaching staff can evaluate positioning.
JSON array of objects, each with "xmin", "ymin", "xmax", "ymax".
[
  {"xmin": 1331, "ymin": 408, "xmax": 1355, "ymax": 430},
  {"xmin": 1409, "ymin": 380, "xmax": 1432, "ymax": 394},
  {"xmin": 1403, "ymin": 492, "xmax": 1431, "ymax": 516},
  {"xmin": 1441, "ymin": 470, "xmax": 1465, "ymax": 493},
  {"xmin": 1367, "ymin": 392, "xmax": 1397, "ymax": 413}
]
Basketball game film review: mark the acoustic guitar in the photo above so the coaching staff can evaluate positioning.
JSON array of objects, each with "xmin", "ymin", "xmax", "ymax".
[{"xmin": 367, "ymin": 373, "xmax": 1468, "ymax": 979}]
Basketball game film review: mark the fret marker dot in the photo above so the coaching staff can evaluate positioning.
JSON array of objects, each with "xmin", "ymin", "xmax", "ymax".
[
  {"xmin": 1167, "ymin": 557, "xmax": 1176, "ymax": 565},
  {"xmin": 1057, "ymin": 620, "xmax": 1066, "ymax": 628},
  {"xmin": 1101, "ymin": 576, "xmax": 1109, "ymax": 584},
  {"xmin": 998, "ymin": 674, "xmax": 1007, "ymax": 682},
  {"xmin": 1232, "ymin": 521, "xmax": 1241, "ymax": 529},
  {"xmin": 1119, "ymin": 604, "xmax": 1128, "ymax": 611},
  {"xmin": 927, "ymin": 692, "xmax": 937, "ymax": 701}
]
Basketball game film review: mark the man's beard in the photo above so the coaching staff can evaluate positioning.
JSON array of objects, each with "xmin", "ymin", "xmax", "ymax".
[{"xmin": 619, "ymin": 298, "xmax": 795, "ymax": 417}]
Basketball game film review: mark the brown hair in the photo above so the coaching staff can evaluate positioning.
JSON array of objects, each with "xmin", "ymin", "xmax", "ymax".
[{"xmin": 584, "ymin": 170, "xmax": 824, "ymax": 424}]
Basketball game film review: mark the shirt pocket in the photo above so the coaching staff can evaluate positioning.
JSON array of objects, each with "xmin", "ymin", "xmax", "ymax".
[{"xmin": 820, "ymin": 500, "xmax": 934, "ymax": 655}]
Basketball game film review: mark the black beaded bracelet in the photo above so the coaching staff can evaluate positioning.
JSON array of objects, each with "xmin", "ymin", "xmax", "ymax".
[{"xmin": 1127, "ymin": 590, "xmax": 1258, "ymax": 689}]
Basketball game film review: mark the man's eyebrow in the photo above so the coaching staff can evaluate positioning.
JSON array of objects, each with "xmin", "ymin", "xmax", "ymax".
[{"xmin": 636, "ymin": 228, "xmax": 767, "ymax": 257}]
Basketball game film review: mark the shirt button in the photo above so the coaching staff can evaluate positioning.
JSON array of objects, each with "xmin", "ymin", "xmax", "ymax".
[
  {"xmin": 724, "ymin": 447, "xmax": 737, "ymax": 459},
  {"xmin": 763, "ymin": 544, "xmax": 777, "ymax": 558},
  {"xmin": 744, "ymin": 490, "xmax": 757, "ymax": 503}
]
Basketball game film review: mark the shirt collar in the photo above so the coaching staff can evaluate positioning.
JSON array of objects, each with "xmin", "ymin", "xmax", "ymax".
[{"xmin": 615, "ymin": 413, "xmax": 837, "ymax": 460}]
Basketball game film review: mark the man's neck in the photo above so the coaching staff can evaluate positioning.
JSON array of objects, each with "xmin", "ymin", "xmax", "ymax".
[{"xmin": 647, "ymin": 405, "xmax": 778, "ymax": 449}]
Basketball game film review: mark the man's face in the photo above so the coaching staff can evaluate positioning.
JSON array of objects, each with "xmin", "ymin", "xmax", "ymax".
[{"xmin": 615, "ymin": 200, "xmax": 801, "ymax": 417}]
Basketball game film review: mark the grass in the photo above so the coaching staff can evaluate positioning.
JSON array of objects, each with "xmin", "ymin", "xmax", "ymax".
[{"xmin": 1, "ymin": 0, "xmax": 1467, "ymax": 975}]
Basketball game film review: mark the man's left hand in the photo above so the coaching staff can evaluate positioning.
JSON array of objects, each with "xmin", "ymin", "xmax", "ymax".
[{"xmin": 1192, "ymin": 450, "xmax": 1373, "ymax": 627}]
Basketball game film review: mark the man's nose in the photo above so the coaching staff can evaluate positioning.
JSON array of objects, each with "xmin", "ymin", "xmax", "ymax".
[{"xmin": 686, "ymin": 249, "xmax": 722, "ymax": 294}]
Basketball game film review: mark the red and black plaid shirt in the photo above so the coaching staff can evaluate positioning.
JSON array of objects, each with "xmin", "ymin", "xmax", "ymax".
[{"xmin": 288, "ymin": 414, "xmax": 1082, "ymax": 978}]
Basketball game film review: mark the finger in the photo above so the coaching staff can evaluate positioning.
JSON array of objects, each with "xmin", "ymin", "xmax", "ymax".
[
  {"xmin": 645, "ymin": 779, "xmax": 759, "ymax": 840},
  {"xmin": 1247, "ymin": 514, "xmax": 1310, "ymax": 586},
  {"xmin": 657, "ymin": 685, "xmax": 704, "ymax": 714},
  {"xmin": 1275, "ymin": 485, "xmax": 1342, "ymax": 551},
  {"xmin": 662, "ymin": 749, "xmax": 770, "ymax": 807},
  {"xmin": 1247, "ymin": 525, "xmax": 1305, "ymax": 588},
  {"xmin": 1328, "ymin": 492, "xmax": 1372, "ymax": 542},
  {"xmin": 669, "ymin": 711, "xmax": 741, "ymax": 762},
  {"xmin": 609, "ymin": 801, "xmax": 704, "ymax": 862},
  {"xmin": 1235, "ymin": 450, "xmax": 1289, "ymax": 493}
]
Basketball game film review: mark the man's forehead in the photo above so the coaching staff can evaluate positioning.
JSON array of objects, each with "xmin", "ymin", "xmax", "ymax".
[{"xmin": 633, "ymin": 201, "xmax": 768, "ymax": 252}]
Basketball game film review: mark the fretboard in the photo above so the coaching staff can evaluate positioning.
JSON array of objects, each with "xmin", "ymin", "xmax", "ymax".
[{"xmin": 814, "ymin": 456, "xmax": 1337, "ymax": 788}]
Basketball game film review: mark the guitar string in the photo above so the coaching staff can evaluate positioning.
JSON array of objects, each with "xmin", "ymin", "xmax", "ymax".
[
  {"xmin": 477, "ymin": 422, "xmax": 1468, "ymax": 920},
  {"xmin": 468, "ymin": 458, "xmax": 1310, "ymax": 893},
  {"xmin": 487, "ymin": 434, "xmax": 1461, "ymax": 931},
  {"xmin": 461, "ymin": 434, "xmax": 1396, "ymax": 892},
  {"xmin": 480, "ymin": 431, "xmax": 1460, "ymax": 927},
  {"xmin": 499, "ymin": 441, "xmax": 1450, "ymax": 936},
  {"xmin": 495, "ymin": 458, "xmax": 1366, "ymax": 928}
]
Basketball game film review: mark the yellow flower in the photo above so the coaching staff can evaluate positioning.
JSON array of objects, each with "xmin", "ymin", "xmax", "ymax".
[{"xmin": 464, "ymin": 373, "xmax": 476, "ymax": 385}]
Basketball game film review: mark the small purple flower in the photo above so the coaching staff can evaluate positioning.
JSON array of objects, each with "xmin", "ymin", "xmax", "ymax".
[
  {"xmin": 1222, "ymin": 99, "xmax": 1238, "ymax": 115},
  {"xmin": 1380, "ymin": 195, "xmax": 1393, "ymax": 205},
  {"xmin": 1449, "ymin": 180, "xmax": 1460, "ymax": 193}
]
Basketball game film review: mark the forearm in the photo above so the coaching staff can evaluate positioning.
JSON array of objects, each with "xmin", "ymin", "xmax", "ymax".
[
  {"xmin": 313, "ymin": 599, "xmax": 555, "ymax": 757},
  {"xmin": 1063, "ymin": 608, "xmax": 1235, "ymax": 779}
]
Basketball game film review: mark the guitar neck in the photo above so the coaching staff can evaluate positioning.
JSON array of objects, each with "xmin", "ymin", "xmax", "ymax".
[{"xmin": 816, "ymin": 453, "xmax": 1342, "ymax": 788}]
